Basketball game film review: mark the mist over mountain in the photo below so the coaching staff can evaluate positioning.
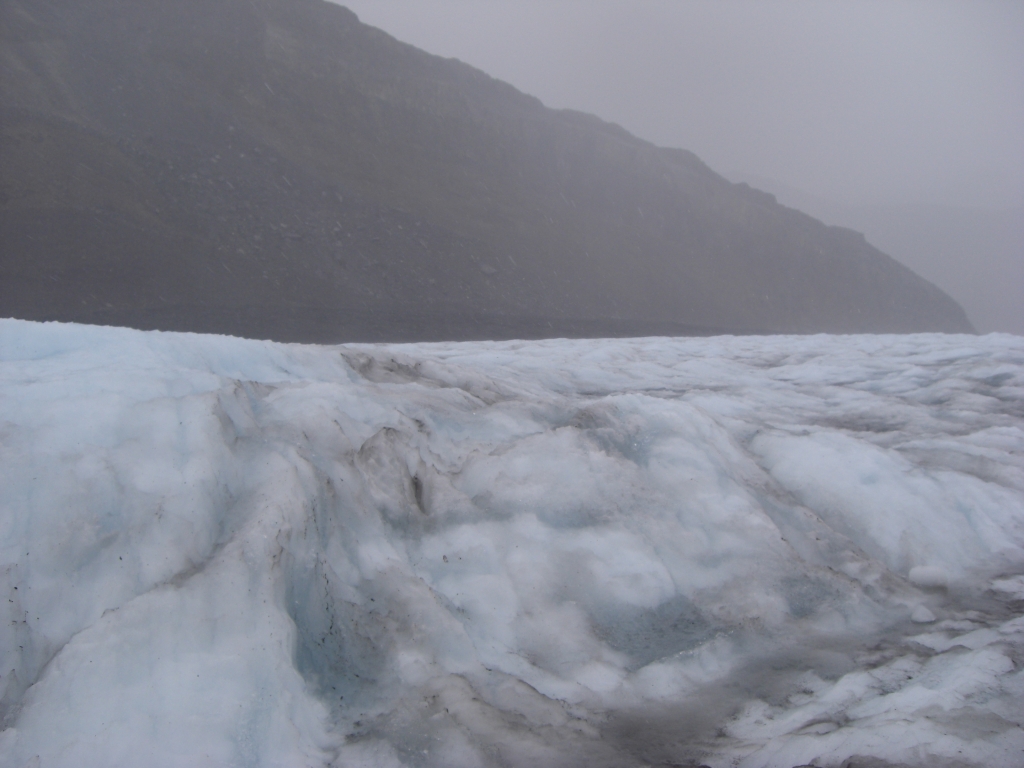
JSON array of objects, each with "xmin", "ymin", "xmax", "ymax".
[
  {"xmin": 729, "ymin": 173, "xmax": 1023, "ymax": 336},
  {"xmin": 0, "ymin": 0, "xmax": 973, "ymax": 341}
]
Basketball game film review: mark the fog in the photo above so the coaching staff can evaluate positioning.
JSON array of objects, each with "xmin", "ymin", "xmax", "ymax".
[
  {"xmin": 337, "ymin": 0, "xmax": 1024, "ymax": 333},
  {"xmin": 4, "ymin": 3, "xmax": 1024, "ymax": 763}
]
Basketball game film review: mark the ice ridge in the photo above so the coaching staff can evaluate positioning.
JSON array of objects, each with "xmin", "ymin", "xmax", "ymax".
[{"xmin": 1, "ymin": 319, "xmax": 1023, "ymax": 767}]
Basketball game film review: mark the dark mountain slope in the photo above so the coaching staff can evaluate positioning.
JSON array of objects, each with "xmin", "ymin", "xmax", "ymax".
[{"xmin": 0, "ymin": 0, "xmax": 973, "ymax": 341}]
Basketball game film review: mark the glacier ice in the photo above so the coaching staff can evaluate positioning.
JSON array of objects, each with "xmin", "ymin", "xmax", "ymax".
[{"xmin": 1, "ymin": 319, "xmax": 1023, "ymax": 767}]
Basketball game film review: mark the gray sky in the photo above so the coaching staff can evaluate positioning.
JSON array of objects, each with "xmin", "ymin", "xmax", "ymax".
[{"xmin": 335, "ymin": 0, "xmax": 1024, "ymax": 211}]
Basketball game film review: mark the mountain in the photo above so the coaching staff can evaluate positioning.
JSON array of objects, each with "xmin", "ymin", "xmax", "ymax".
[
  {"xmin": 0, "ymin": 0, "xmax": 974, "ymax": 342},
  {"xmin": 727, "ymin": 173, "xmax": 1023, "ymax": 336}
]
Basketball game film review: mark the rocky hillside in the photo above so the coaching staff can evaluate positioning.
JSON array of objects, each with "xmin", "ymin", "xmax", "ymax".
[{"xmin": 0, "ymin": 0, "xmax": 974, "ymax": 340}]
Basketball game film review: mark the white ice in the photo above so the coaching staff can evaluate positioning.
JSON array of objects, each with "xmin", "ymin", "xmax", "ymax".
[{"xmin": 1, "ymin": 319, "xmax": 1022, "ymax": 767}]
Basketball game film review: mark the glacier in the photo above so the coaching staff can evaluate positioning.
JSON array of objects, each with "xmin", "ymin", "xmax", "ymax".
[{"xmin": 1, "ymin": 318, "xmax": 1023, "ymax": 768}]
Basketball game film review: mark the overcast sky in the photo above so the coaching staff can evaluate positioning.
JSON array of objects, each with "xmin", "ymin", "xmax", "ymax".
[{"xmin": 335, "ymin": 0, "xmax": 1023, "ymax": 211}]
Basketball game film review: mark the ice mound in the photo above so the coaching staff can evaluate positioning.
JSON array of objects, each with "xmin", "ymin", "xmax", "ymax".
[{"xmin": 1, "ymin": 319, "xmax": 1022, "ymax": 767}]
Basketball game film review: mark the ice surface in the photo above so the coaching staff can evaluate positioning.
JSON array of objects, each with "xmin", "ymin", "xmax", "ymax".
[{"xmin": 1, "ymin": 319, "xmax": 1023, "ymax": 767}]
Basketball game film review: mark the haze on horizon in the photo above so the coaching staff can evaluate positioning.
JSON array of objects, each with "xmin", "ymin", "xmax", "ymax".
[{"xmin": 337, "ymin": 0, "xmax": 1024, "ymax": 333}]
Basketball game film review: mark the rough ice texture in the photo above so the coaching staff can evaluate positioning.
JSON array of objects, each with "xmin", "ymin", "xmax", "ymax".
[{"xmin": 1, "ymin": 319, "xmax": 1022, "ymax": 768}]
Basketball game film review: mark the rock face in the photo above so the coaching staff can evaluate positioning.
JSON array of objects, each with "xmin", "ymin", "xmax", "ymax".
[{"xmin": 0, "ymin": 0, "xmax": 974, "ymax": 341}]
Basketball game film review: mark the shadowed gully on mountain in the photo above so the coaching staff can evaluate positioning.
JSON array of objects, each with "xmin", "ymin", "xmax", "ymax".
[{"xmin": 0, "ymin": 0, "xmax": 973, "ymax": 341}]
